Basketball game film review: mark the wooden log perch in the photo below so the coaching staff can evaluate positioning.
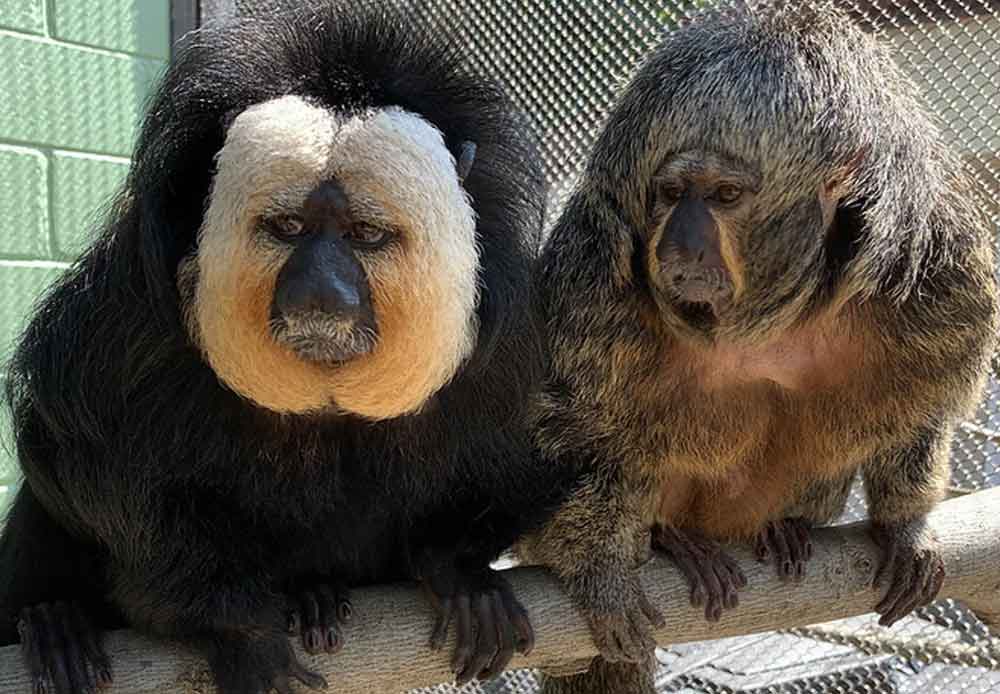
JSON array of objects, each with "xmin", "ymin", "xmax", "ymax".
[{"xmin": 1, "ymin": 487, "xmax": 998, "ymax": 693}]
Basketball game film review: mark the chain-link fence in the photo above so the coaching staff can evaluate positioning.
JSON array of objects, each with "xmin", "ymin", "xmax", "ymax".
[{"xmin": 230, "ymin": 1, "xmax": 1000, "ymax": 691}]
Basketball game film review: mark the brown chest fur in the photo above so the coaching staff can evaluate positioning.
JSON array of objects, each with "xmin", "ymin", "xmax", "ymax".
[{"xmin": 649, "ymin": 318, "xmax": 883, "ymax": 540}]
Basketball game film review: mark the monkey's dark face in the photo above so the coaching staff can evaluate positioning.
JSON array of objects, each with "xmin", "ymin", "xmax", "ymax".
[
  {"xmin": 267, "ymin": 180, "xmax": 380, "ymax": 366},
  {"xmin": 182, "ymin": 96, "xmax": 481, "ymax": 418},
  {"xmin": 646, "ymin": 151, "xmax": 759, "ymax": 330},
  {"xmin": 645, "ymin": 149, "xmax": 852, "ymax": 340}
]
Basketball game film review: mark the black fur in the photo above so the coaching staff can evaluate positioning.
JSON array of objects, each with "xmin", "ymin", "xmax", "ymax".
[{"xmin": 0, "ymin": 2, "xmax": 567, "ymax": 691}]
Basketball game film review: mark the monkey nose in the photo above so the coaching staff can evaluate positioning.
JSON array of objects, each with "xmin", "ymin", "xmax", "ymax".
[{"xmin": 275, "ymin": 273, "xmax": 365, "ymax": 323}]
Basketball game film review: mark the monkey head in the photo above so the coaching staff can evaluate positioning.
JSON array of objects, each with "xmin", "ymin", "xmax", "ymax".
[
  {"xmin": 130, "ymin": 5, "xmax": 545, "ymax": 422},
  {"xmin": 178, "ymin": 97, "xmax": 480, "ymax": 419},
  {"xmin": 644, "ymin": 147, "xmax": 858, "ymax": 341},
  {"xmin": 591, "ymin": 2, "xmax": 941, "ymax": 344}
]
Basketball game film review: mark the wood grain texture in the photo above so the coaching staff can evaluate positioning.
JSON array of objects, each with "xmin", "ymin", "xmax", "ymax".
[{"xmin": 1, "ymin": 487, "xmax": 998, "ymax": 693}]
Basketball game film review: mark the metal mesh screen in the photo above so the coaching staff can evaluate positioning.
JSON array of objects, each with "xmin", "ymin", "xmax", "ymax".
[
  {"xmin": 230, "ymin": 1, "xmax": 1000, "ymax": 691},
  {"xmin": 406, "ymin": 1, "xmax": 1000, "ymax": 691}
]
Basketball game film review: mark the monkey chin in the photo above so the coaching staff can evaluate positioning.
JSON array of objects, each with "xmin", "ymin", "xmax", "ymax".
[
  {"xmin": 666, "ymin": 277, "xmax": 733, "ymax": 330},
  {"xmin": 270, "ymin": 314, "xmax": 378, "ymax": 367}
]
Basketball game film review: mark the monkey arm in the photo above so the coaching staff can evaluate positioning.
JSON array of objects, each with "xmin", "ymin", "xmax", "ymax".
[
  {"xmin": 97, "ymin": 493, "xmax": 326, "ymax": 693},
  {"xmin": 862, "ymin": 426, "xmax": 950, "ymax": 527},
  {"xmin": 519, "ymin": 460, "xmax": 664, "ymax": 664},
  {"xmin": 861, "ymin": 425, "xmax": 950, "ymax": 627},
  {"xmin": 406, "ymin": 444, "xmax": 578, "ymax": 684}
]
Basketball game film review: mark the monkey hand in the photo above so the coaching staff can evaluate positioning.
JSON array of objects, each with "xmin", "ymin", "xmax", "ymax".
[
  {"xmin": 870, "ymin": 518, "xmax": 945, "ymax": 627},
  {"xmin": 566, "ymin": 566, "xmax": 664, "ymax": 663},
  {"xmin": 422, "ymin": 565, "xmax": 534, "ymax": 685},
  {"xmin": 285, "ymin": 582, "xmax": 353, "ymax": 655},
  {"xmin": 18, "ymin": 601, "xmax": 112, "ymax": 694},
  {"xmin": 205, "ymin": 630, "xmax": 327, "ymax": 694},
  {"xmin": 654, "ymin": 525, "xmax": 747, "ymax": 622},
  {"xmin": 755, "ymin": 517, "xmax": 813, "ymax": 583}
]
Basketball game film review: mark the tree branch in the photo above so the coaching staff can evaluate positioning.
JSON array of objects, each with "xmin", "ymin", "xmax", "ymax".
[{"xmin": 1, "ymin": 488, "xmax": 998, "ymax": 694}]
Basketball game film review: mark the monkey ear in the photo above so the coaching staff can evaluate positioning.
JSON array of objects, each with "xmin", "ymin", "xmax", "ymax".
[
  {"xmin": 456, "ymin": 140, "xmax": 477, "ymax": 183},
  {"xmin": 819, "ymin": 148, "xmax": 868, "ymax": 229}
]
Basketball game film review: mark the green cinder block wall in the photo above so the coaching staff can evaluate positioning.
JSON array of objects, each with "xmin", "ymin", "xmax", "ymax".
[{"xmin": 0, "ymin": 0, "xmax": 169, "ymax": 511}]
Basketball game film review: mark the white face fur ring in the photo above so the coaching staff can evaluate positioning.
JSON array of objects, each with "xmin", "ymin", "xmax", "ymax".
[{"xmin": 181, "ymin": 95, "xmax": 481, "ymax": 419}]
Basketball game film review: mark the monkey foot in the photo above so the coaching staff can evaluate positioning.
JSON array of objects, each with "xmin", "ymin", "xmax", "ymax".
[
  {"xmin": 870, "ymin": 520, "xmax": 945, "ymax": 627},
  {"xmin": 755, "ymin": 517, "xmax": 813, "ymax": 582},
  {"xmin": 286, "ymin": 583, "xmax": 352, "ymax": 655},
  {"xmin": 18, "ymin": 601, "xmax": 111, "ymax": 694},
  {"xmin": 423, "ymin": 567, "xmax": 534, "ymax": 685},
  {"xmin": 653, "ymin": 525, "xmax": 746, "ymax": 622}
]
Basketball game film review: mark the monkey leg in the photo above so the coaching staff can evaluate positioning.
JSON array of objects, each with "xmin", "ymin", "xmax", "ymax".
[
  {"xmin": 870, "ymin": 518, "xmax": 944, "ymax": 627},
  {"xmin": 754, "ymin": 517, "xmax": 814, "ymax": 582},
  {"xmin": 540, "ymin": 655, "xmax": 656, "ymax": 694},
  {"xmin": 18, "ymin": 601, "xmax": 112, "ymax": 694},
  {"xmin": 286, "ymin": 582, "xmax": 352, "ymax": 655},
  {"xmin": 653, "ymin": 525, "xmax": 746, "ymax": 622},
  {"xmin": 423, "ymin": 566, "xmax": 534, "ymax": 685}
]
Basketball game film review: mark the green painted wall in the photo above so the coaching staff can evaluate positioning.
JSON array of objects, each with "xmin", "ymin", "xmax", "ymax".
[{"xmin": 0, "ymin": 0, "xmax": 168, "ymax": 512}]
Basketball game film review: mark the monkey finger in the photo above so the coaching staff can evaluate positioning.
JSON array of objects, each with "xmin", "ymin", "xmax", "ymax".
[
  {"xmin": 767, "ymin": 524, "xmax": 793, "ymax": 580},
  {"xmin": 875, "ymin": 559, "xmax": 911, "ymax": 616},
  {"xmin": 879, "ymin": 585, "xmax": 923, "ymax": 628},
  {"xmin": 625, "ymin": 612, "xmax": 656, "ymax": 661},
  {"xmin": 18, "ymin": 614, "xmax": 46, "ymax": 694},
  {"xmin": 664, "ymin": 549, "xmax": 707, "ymax": 607},
  {"xmin": 923, "ymin": 560, "xmax": 945, "ymax": 606},
  {"xmin": 903, "ymin": 552, "xmax": 940, "ymax": 613},
  {"xmin": 456, "ymin": 594, "xmax": 498, "ymax": 685},
  {"xmin": 479, "ymin": 592, "xmax": 515, "ymax": 680},
  {"xmin": 793, "ymin": 521, "xmax": 814, "ymax": 562},
  {"xmin": 873, "ymin": 540, "xmax": 898, "ymax": 589},
  {"xmin": 429, "ymin": 597, "xmax": 453, "ymax": 651},
  {"xmin": 693, "ymin": 560, "xmax": 725, "ymax": 622},
  {"xmin": 498, "ymin": 583, "xmax": 535, "ymax": 655},
  {"xmin": 53, "ymin": 604, "xmax": 96, "ymax": 694},
  {"xmin": 610, "ymin": 629, "xmax": 629, "ymax": 662},
  {"xmin": 715, "ymin": 564, "xmax": 740, "ymax": 611},
  {"xmin": 273, "ymin": 674, "xmax": 296, "ymax": 694},
  {"xmin": 34, "ymin": 604, "xmax": 76, "ymax": 694},
  {"xmin": 722, "ymin": 554, "xmax": 748, "ymax": 590},
  {"xmin": 62, "ymin": 605, "xmax": 100, "ymax": 693},
  {"xmin": 589, "ymin": 616, "xmax": 627, "ymax": 662},
  {"xmin": 781, "ymin": 523, "xmax": 806, "ymax": 582},
  {"xmin": 297, "ymin": 591, "xmax": 325, "ymax": 655},
  {"xmin": 314, "ymin": 585, "xmax": 346, "ymax": 653},
  {"xmin": 450, "ymin": 594, "xmax": 474, "ymax": 675},
  {"xmin": 754, "ymin": 529, "xmax": 771, "ymax": 562},
  {"xmin": 289, "ymin": 655, "xmax": 329, "ymax": 691},
  {"xmin": 614, "ymin": 620, "xmax": 641, "ymax": 663},
  {"xmin": 69, "ymin": 604, "xmax": 112, "ymax": 688},
  {"xmin": 337, "ymin": 596, "xmax": 353, "ymax": 623},
  {"xmin": 285, "ymin": 609, "xmax": 300, "ymax": 636},
  {"xmin": 639, "ymin": 590, "xmax": 666, "ymax": 629}
]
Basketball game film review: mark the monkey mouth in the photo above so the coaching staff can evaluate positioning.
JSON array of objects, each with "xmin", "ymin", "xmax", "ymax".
[
  {"xmin": 270, "ymin": 313, "xmax": 378, "ymax": 365},
  {"xmin": 665, "ymin": 273, "xmax": 732, "ymax": 309}
]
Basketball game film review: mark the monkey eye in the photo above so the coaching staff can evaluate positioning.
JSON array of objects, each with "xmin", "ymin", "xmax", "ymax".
[
  {"xmin": 344, "ymin": 223, "xmax": 394, "ymax": 250},
  {"xmin": 714, "ymin": 184, "xmax": 743, "ymax": 204},
  {"xmin": 660, "ymin": 184, "xmax": 685, "ymax": 203},
  {"xmin": 264, "ymin": 214, "xmax": 307, "ymax": 239}
]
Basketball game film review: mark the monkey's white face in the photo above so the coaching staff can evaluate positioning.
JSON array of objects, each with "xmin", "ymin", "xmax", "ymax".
[{"xmin": 186, "ymin": 95, "xmax": 480, "ymax": 419}]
